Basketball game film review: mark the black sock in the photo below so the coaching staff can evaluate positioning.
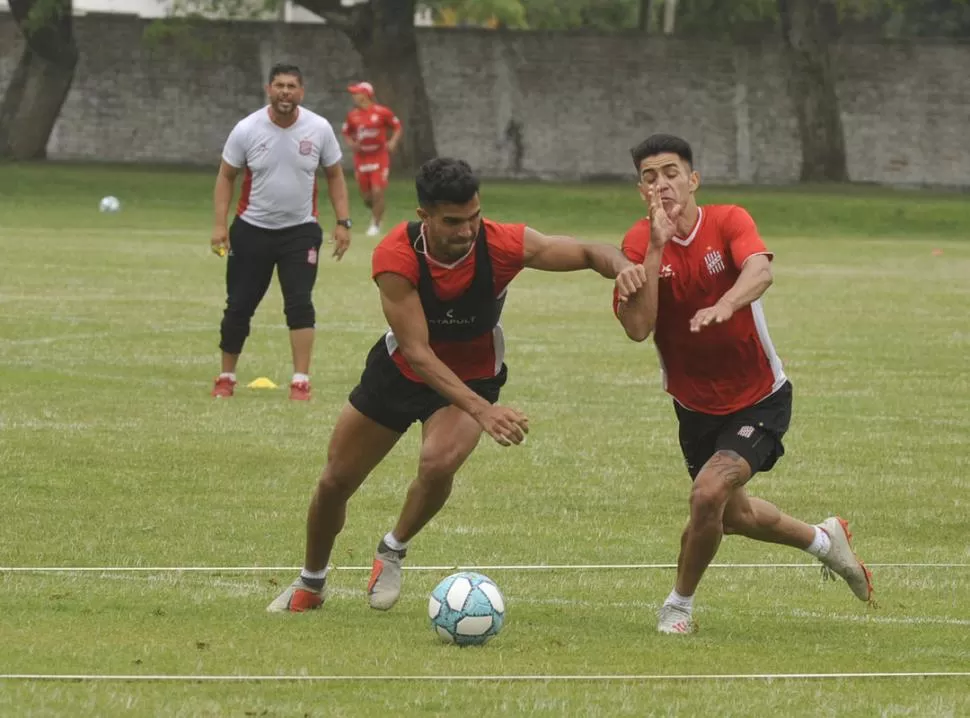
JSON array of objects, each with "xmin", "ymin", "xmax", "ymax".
[{"xmin": 299, "ymin": 574, "xmax": 326, "ymax": 590}]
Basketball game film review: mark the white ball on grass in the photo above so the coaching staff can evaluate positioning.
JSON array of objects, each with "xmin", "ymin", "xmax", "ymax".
[{"xmin": 99, "ymin": 196, "xmax": 121, "ymax": 213}]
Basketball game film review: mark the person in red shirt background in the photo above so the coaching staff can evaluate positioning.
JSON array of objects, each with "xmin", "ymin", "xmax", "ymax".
[
  {"xmin": 267, "ymin": 157, "xmax": 647, "ymax": 614},
  {"xmin": 615, "ymin": 134, "xmax": 873, "ymax": 635},
  {"xmin": 342, "ymin": 81, "xmax": 402, "ymax": 237}
]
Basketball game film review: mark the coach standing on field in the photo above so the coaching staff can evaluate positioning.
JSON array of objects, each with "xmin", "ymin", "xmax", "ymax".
[{"xmin": 210, "ymin": 62, "xmax": 353, "ymax": 402}]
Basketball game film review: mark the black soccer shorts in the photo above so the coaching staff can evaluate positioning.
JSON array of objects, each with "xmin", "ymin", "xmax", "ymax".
[
  {"xmin": 674, "ymin": 381, "xmax": 793, "ymax": 480},
  {"xmin": 348, "ymin": 339, "xmax": 508, "ymax": 433}
]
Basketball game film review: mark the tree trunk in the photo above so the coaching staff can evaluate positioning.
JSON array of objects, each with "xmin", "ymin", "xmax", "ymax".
[
  {"xmin": 778, "ymin": 0, "xmax": 848, "ymax": 182},
  {"xmin": 0, "ymin": 0, "xmax": 78, "ymax": 160},
  {"xmin": 344, "ymin": 0, "xmax": 438, "ymax": 170},
  {"xmin": 663, "ymin": 0, "xmax": 677, "ymax": 34},
  {"xmin": 638, "ymin": 0, "xmax": 655, "ymax": 32}
]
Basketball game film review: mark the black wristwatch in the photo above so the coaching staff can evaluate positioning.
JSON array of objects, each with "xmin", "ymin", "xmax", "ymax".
[{"xmin": 337, "ymin": 218, "xmax": 353, "ymax": 229}]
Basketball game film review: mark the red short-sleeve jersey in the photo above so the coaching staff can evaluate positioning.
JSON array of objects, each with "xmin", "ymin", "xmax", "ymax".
[
  {"xmin": 342, "ymin": 104, "xmax": 401, "ymax": 155},
  {"xmin": 373, "ymin": 218, "xmax": 526, "ymax": 382},
  {"xmin": 615, "ymin": 205, "xmax": 787, "ymax": 415}
]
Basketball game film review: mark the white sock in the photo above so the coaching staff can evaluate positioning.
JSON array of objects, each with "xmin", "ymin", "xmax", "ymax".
[
  {"xmin": 292, "ymin": 372, "xmax": 309, "ymax": 384},
  {"xmin": 664, "ymin": 588, "xmax": 694, "ymax": 612},
  {"xmin": 218, "ymin": 372, "xmax": 236, "ymax": 382},
  {"xmin": 383, "ymin": 531, "xmax": 408, "ymax": 552},
  {"xmin": 805, "ymin": 525, "xmax": 832, "ymax": 558}
]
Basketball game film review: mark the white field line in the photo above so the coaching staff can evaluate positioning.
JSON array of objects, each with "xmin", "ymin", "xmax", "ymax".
[
  {"xmin": 1, "ymin": 562, "xmax": 967, "ymax": 573},
  {"xmin": 0, "ymin": 672, "xmax": 967, "ymax": 683},
  {"xmin": 57, "ymin": 577, "xmax": 970, "ymax": 627},
  {"xmin": 0, "ymin": 228, "xmax": 199, "ymax": 236},
  {"xmin": 0, "ymin": 322, "xmax": 376, "ymax": 346},
  {"xmin": 786, "ymin": 609, "xmax": 970, "ymax": 628}
]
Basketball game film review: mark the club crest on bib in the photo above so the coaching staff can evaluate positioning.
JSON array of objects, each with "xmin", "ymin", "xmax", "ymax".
[{"xmin": 299, "ymin": 139, "xmax": 314, "ymax": 156}]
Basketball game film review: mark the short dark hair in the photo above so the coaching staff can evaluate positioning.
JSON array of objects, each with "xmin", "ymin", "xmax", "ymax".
[
  {"xmin": 415, "ymin": 158, "xmax": 480, "ymax": 209},
  {"xmin": 630, "ymin": 133, "xmax": 693, "ymax": 172},
  {"xmin": 268, "ymin": 62, "xmax": 303, "ymax": 86}
]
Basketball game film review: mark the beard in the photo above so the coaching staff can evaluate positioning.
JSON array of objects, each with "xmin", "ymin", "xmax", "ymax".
[{"xmin": 273, "ymin": 98, "xmax": 297, "ymax": 114}]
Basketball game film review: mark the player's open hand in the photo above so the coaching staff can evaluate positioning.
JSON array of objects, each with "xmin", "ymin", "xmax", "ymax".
[
  {"xmin": 615, "ymin": 262, "xmax": 647, "ymax": 303},
  {"xmin": 331, "ymin": 225, "xmax": 351, "ymax": 260},
  {"xmin": 478, "ymin": 404, "xmax": 529, "ymax": 447},
  {"xmin": 647, "ymin": 187, "xmax": 682, "ymax": 248},
  {"xmin": 211, "ymin": 227, "xmax": 229, "ymax": 257},
  {"xmin": 690, "ymin": 299, "xmax": 735, "ymax": 332}
]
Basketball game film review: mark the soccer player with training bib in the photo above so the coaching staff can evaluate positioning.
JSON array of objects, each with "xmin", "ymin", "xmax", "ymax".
[{"xmin": 267, "ymin": 158, "xmax": 649, "ymax": 614}]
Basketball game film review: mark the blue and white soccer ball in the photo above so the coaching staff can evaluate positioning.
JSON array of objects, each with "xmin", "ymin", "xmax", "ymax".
[
  {"xmin": 428, "ymin": 571, "xmax": 506, "ymax": 646},
  {"xmin": 99, "ymin": 195, "xmax": 121, "ymax": 213}
]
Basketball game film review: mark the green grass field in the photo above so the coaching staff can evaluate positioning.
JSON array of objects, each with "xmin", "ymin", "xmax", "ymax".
[{"xmin": 1, "ymin": 163, "xmax": 968, "ymax": 716}]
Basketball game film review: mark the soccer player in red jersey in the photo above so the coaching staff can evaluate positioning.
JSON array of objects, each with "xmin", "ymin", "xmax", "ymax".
[
  {"xmin": 268, "ymin": 157, "xmax": 647, "ymax": 613},
  {"xmin": 342, "ymin": 81, "xmax": 402, "ymax": 237},
  {"xmin": 615, "ymin": 134, "xmax": 873, "ymax": 634}
]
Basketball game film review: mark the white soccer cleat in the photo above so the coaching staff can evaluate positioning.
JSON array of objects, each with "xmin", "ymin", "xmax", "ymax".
[
  {"xmin": 657, "ymin": 603, "xmax": 696, "ymax": 634},
  {"xmin": 367, "ymin": 539, "xmax": 406, "ymax": 610},
  {"xmin": 365, "ymin": 224, "xmax": 381, "ymax": 237},
  {"xmin": 266, "ymin": 578, "xmax": 325, "ymax": 613},
  {"xmin": 816, "ymin": 516, "xmax": 874, "ymax": 603}
]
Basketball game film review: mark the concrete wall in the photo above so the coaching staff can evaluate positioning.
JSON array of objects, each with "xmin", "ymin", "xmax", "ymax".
[{"xmin": 2, "ymin": 15, "xmax": 968, "ymax": 186}]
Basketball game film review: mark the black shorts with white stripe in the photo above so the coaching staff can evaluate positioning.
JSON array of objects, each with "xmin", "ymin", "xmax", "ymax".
[{"xmin": 673, "ymin": 381, "xmax": 793, "ymax": 480}]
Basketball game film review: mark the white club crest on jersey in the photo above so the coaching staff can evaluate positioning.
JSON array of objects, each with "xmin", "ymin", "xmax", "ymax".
[{"xmin": 704, "ymin": 249, "xmax": 726, "ymax": 276}]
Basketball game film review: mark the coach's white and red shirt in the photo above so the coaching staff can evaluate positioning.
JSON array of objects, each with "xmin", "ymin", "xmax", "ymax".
[
  {"xmin": 372, "ymin": 219, "xmax": 526, "ymax": 383},
  {"xmin": 222, "ymin": 106, "xmax": 342, "ymax": 230},
  {"xmin": 615, "ymin": 205, "xmax": 787, "ymax": 415}
]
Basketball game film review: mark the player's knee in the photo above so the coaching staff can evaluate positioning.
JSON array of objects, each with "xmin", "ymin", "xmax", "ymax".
[
  {"xmin": 417, "ymin": 448, "xmax": 461, "ymax": 486},
  {"xmin": 219, "ymin": 310, "xmax": 253, "ymax": 354},
  {"xmin": 223, "ymin": 299, "xmax": 259, "ymax": 323},
  {"xmin": 317, "ymin": 464, "xmax": 361, "ymax": 501},
  {"xmin": 688, "ymin": 476, "xmax": 730, "ymax": 520},
  {"xmin": 284, "ymin": 299, "xmax": 315, "ymax": 330}
]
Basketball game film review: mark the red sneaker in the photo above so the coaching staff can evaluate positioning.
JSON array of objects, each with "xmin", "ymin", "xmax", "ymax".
[
  {"xmin": 289, "ymin": 380, "xmax": 311, "ymax": 401},
  {"xmin": 211, "ymin": 376, "xmax": 236, "ymax": 398}
]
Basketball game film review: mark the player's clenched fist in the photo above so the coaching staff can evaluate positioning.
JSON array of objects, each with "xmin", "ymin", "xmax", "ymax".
[{"xmin": 615, "ymin": 263, "xmax": 648, "ymax": 303}]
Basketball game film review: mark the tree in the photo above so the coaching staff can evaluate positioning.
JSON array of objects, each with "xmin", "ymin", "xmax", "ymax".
[
  {"xmin": 674, "ymin": 0, "xmax": 776, "ymax": 37},
  {"xmin": 638, "ymin": 0, "xmax": 655, "ymax": 32},
  {"xmin": 422, "ymin": 0, "xmax": 527, "ymax": 27},
  {"xmin": 424, "ymin": 0, "xmax": 970, "ymax": 37},
  {"xmin": 0, "ymin": 0, "xmax": 78, "ymax": 160},
  {"xmin": 422, "ymin": 0, "xmax": 640, "ymax": 31},
  {"xmin": 778, "ymin": 0, "xmax": 848, "ymax": 182},
  {"xmin": 290, "ymin": 0, "xmax": 438, "ymax": 169},
  {"xmin": 166, "ymin": 0, "xmax": 438, "ymax": 169}
]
